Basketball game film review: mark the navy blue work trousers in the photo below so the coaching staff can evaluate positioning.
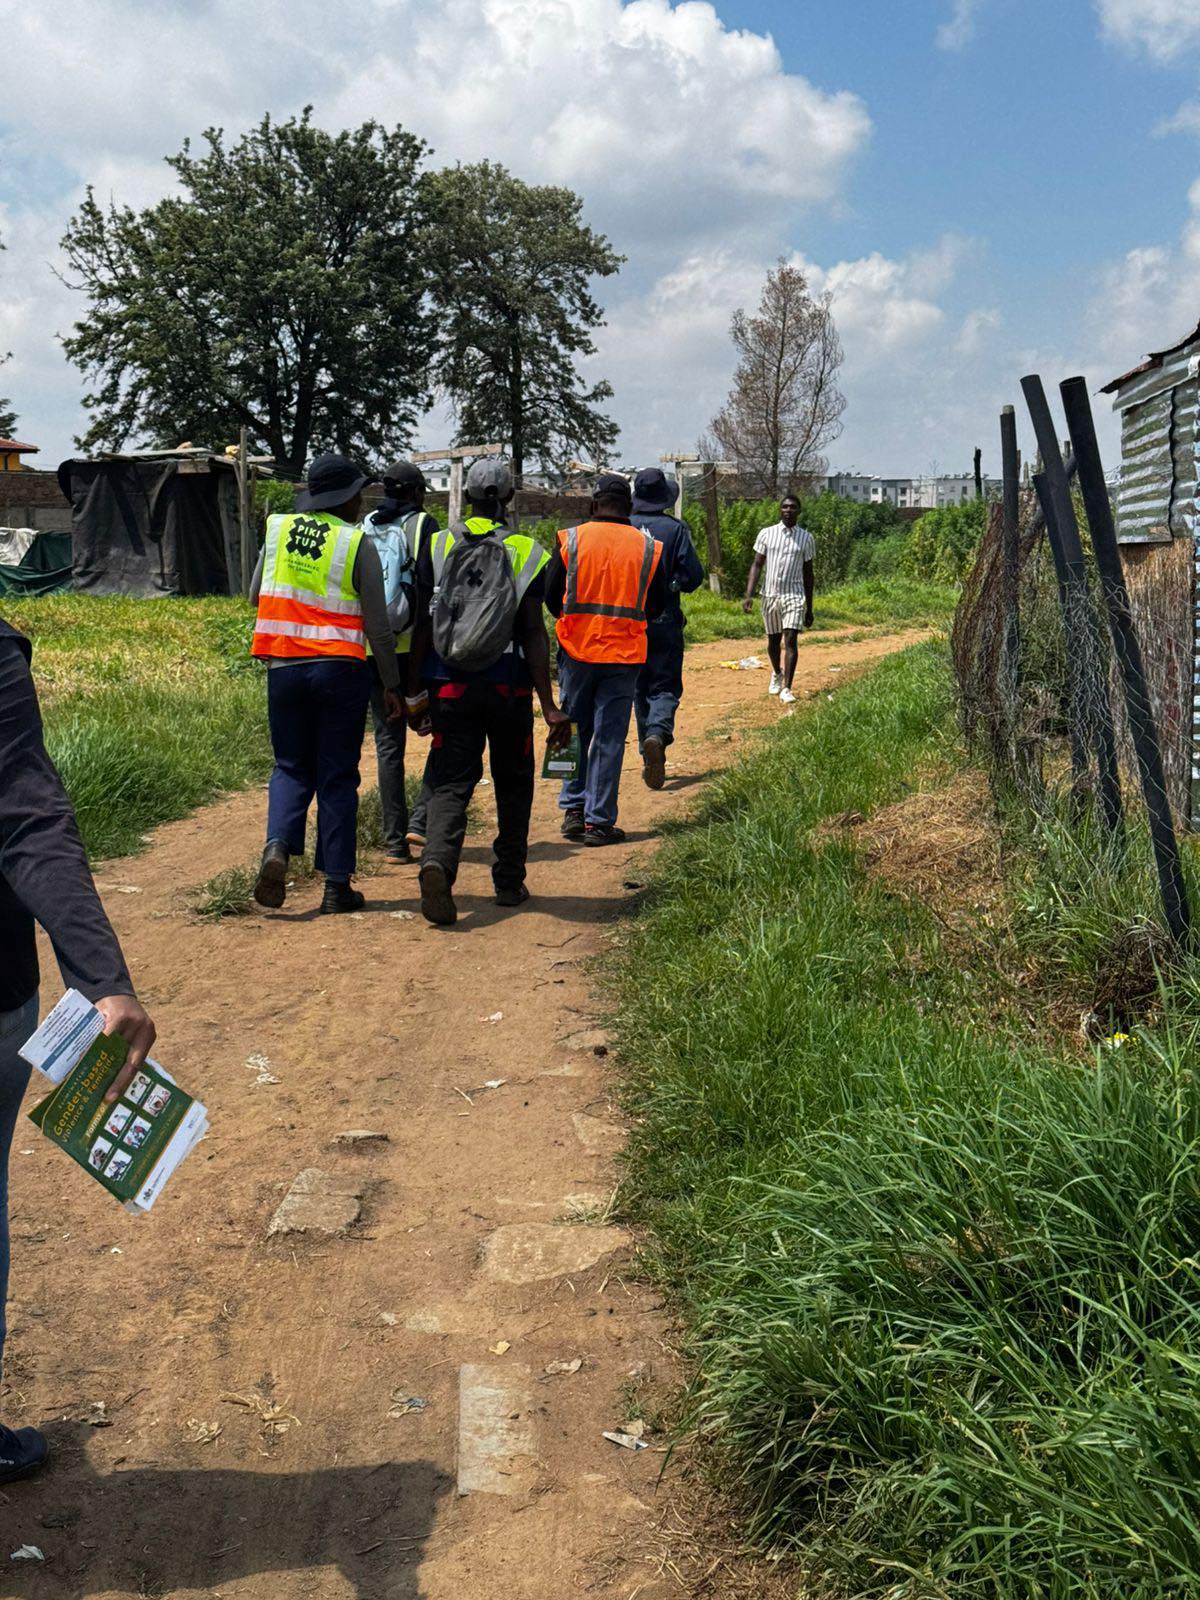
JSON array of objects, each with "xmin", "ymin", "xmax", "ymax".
[
  {"xmin": 634, "ymin": 618, "xmax": 686, "ymax": 749},
  {"xmin": 266, "ymin": 658, "xmax": 370, "ymax": 882},
  {"xmin": 557, "ymin": 653, "xmax": 641, "ymax": 828}
]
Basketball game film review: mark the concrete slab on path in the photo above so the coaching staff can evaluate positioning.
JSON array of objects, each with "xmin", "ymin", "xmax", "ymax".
[
  {"xmin": 479, "ymin": 1221, "xmax": 630, "ymax": 1285},
  {"xmin": 267, "ymin": 1167, "xmax": 364, "ymax": 1236},
  {"xmin": 457, "ymin": 1362, "xmax": 537, "ymax": 1496}
]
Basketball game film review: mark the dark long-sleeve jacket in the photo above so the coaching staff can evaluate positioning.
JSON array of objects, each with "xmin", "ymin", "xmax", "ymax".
[
  {"xmin": 631, "ymin": 509, "xmax": 705, "ymax": 628},
  {"xmin": 0, "ymin": 621, "xmax": 133, "ymax": 1013}
]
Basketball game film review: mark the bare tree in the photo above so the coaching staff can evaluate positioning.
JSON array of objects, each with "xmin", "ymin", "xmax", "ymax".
[{"xmin": 706, "ymin": 261, "xmax": 845, "ymax": 497}]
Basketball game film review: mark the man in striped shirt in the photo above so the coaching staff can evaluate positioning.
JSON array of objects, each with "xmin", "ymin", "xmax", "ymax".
[{"xmin": 742, "ymin": 494, "xmax": 815, "ymax": 704}]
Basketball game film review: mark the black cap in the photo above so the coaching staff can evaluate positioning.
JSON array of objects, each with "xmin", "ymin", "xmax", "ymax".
[
  {"xmin": 381, "ymin": 459, "xmax": 426, "ymax": 496},
  {"xmin": 593, "ymin": 471, "xmax": 633, "ymax": 505},
  {"xmin": 296, "ymin": 452, "xmax": 372, "ymax": 512},
  {"xmin": 632, "ymin": 467, "xmax": 675, "ymax": 512}
]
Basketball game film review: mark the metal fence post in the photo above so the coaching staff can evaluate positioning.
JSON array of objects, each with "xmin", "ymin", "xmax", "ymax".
[{"xmin": 1060, "ymin": 375, "xmax": 1191, "ymax": 946}]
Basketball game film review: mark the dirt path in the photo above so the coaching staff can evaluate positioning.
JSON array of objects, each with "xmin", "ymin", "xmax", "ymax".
[{"xmin": 5, "ymin": 628, "xmax": 925, "ymax": 1600}]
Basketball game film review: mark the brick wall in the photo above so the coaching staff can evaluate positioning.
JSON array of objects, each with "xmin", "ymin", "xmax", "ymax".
[{"xmin": 0, "ymin": 469, "xmax": 72, "ymax": 532}]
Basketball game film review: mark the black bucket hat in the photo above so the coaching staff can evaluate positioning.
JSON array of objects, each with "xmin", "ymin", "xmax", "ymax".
[{"xmin": 296, "ymin": 452, "xmax": 373, "ymax": 512}]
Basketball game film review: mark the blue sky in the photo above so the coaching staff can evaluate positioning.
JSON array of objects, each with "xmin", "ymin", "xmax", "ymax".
[{"xmin": 1, "ymin": 0, "xmax": 1199, "ymax": 478}]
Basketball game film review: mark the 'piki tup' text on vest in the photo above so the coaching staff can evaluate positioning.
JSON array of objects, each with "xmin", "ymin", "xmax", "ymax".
[
  {"xmin": 252, "ymin": 513, "xmax": 366, "ymax": 662},
  {"xmin": 555, "ymin": 520, "xmax": 663, "ymax": 665}
]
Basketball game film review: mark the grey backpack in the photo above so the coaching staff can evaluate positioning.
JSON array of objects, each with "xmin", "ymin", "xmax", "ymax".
[{"xmin": 430, "ymin": 524, "xmax": 519, "ymax": 673}]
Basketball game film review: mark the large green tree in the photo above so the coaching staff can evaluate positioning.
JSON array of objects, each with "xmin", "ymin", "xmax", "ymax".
[
  {"xmin": 426, "ymin": 162, "xmax": 622, "ymax": 483},
  {"xmin": 60, "ymin": 111, "xmax": 434, "ymax": 473}
]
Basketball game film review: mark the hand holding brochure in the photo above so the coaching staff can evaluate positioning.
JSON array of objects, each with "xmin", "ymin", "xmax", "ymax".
[{"xmin": 20, "ymin": 991, "xmax": 207, "ymax": 1214}]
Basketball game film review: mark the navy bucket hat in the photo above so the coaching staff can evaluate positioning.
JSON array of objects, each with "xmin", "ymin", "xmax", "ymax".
[{"xmin": 632, "ymin": 467, "xmax": 677, "ymax": 512}]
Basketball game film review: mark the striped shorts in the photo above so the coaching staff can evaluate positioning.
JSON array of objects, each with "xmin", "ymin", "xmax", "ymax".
[{"xmin": 761, "ymin": 592, "xmax": 807, "ymax": 634}]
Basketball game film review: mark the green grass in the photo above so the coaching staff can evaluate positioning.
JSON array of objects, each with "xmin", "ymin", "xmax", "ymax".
[
  {"xmin": 681, "ymin": 576, "xmax": 957, "ymax": 645},
  {"xmin": 7, "ymin": 594, "xmax": 268, "ymax": 859},
  {"xmin": 610, "ymin": 641, "xmax": 1200, "ymax": 1598}
]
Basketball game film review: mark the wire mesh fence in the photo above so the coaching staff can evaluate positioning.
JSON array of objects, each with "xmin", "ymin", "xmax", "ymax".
[{"xmin": 951, "ymin": 377, "xmax": 1193, "ymax": 954}]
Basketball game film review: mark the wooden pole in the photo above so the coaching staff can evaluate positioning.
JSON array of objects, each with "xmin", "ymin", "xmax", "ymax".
[
  {"xmin": 700, "ymin": 462, "xmax": 722, "ymax": 595},
  {"xmin": 1022, "ymin": 374, "xmax": 1123, "ymax": 835},
  {"xmin": 1061, "ymin": 375, "xmax": 1191, "ymax": 946},
  {"xmin": 237, "ymin": 426, "xmax": 253, "ymax": 598},
  {"xmin": 1000, "ymin": 407, "xmax": 1021, "ymax": 695},
  {"xmin": 1032, "ymin": 471, "xmax": 1089, "ymax": 787},
  {"xmin": 448, "ymin": 458, "xmax": 464, "ymax": 527}
]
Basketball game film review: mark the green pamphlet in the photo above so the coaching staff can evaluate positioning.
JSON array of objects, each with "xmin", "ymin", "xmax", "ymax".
[
  {"xmin": 28, "ymin": 1032, "xmax": 205, "ymax": 1212},
  {"xmin": 542, "ymin": 725, "xmax": 581, "ymax": 781}
]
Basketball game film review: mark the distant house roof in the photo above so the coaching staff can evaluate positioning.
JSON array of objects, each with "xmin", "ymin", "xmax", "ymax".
[
  {"xmin": 0, "ymin": 439, "xmax": 39, "ymax": 454},
  {"xmin": 1101, "ymin": 322, "xmax": 1200, "ymax": 393}
]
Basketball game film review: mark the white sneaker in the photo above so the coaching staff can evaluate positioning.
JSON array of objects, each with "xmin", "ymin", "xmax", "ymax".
[
  {"xmin": 768, "ymin": 672, "xmax": 783, "ymax": 696},
  {"xmin": 779, "ymin": 687, "xmax": 797, "ymax": 704}
]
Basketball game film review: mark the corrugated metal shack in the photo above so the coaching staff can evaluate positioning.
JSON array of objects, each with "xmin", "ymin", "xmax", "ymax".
[{"xmin": 1101, "ymin": 324, "xmax": 1200, "ymax": 830}]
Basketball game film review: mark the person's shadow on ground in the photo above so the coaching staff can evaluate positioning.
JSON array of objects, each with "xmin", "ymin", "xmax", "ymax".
[{"xmin": 9, "ymin": 1425, "xmax": 450, "ymax": 1599}]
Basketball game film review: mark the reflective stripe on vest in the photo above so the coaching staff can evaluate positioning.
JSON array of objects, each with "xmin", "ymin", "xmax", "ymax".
[
  {"xmin": 554, "ymin": 520, "xmax": 664, "ymax": 666},
  {"xmin": 563, "ymin": 526, "xmax": 657, "ymax": 620},
  {"xmin": 252, "ymin": 513, "xmax": 366, "ymax": 662}
]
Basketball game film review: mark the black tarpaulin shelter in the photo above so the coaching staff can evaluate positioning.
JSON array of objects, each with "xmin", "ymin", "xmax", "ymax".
[{"xmin": 58, "ymin": 453, "xmax": 246, "ymax": 597}]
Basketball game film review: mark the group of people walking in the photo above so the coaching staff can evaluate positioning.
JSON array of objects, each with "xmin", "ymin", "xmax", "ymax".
[
  {"xmin": 0, "ymin": 454, "xmax": 817, "ymax": 1484},
  {"xmin": 248, "ymin": 454, "xmax": 717, "ymax": 928}
]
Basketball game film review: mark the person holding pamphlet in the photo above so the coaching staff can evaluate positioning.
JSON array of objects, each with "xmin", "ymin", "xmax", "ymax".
[{"xmin": 0, "ymin": 619, "xmax": 156, "ymax": 1485}]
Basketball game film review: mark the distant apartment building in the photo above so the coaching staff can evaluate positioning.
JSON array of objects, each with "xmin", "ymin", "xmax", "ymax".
[{"xmin": 816, "ymin": 471, "xmax": 999, "ymax": 509}]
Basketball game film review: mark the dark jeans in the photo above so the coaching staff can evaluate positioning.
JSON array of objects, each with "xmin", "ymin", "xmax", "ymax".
[
  {"xmin": 1, "ymin": 995, "xmax": 37, "ymax": 1376},
  {"xmin": 408, "ymin": 754, "xmax": 434, "ymax": 840},
  {"xmin": 369, "ymin": 658, "xmax": 409, "ymax": 855},
  {"xmin": 266, "ymin": 658, "xmax": 370, "ymax": 882},
  {"xmin": 557, "ymin": 653, "xmax": 641, "ymax": 828},
  {"xmin": 635, "ymin": 619, "xmax": 685, "ymax": 749},
  {"xmin": 423, "ymin": 682, "xmax": 535, "ymax": 892}
]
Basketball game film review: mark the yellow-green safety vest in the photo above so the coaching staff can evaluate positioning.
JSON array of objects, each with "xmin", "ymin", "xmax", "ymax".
[
  {"xmin": 252, "ymin": 512, "xmax": 365, "ymax": 662},
  {"xmin": 430, "ymin": 516, "xmax": 548, "ymax": 602}
]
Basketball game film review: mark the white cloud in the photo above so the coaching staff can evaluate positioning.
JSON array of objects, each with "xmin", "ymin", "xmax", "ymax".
[
  {"xmin": 937, "ymin": 0, "xmax": 984, "ymax": 52},
  {"xmin": 1158, "ymin": 100, "xmax": 1200, "ymax": 136},
  {"xmin": 1083, "ymin": 176, "xmax": 1200, "ymax": 375},
  {"xmin": 1096, "ymin": 0, "xmax": 1200, "ymax": 61},
  {"xmin": 0, "ymin": 0, "xmax": 872, "ymax": 464},
  {"xmin": 597, "ymin": 234, "xmax": 1005, "ymax": 474}
]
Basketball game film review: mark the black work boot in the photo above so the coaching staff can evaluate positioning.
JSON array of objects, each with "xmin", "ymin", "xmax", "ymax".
[
  {"xmin": 0, "ymin": 1423, "xmax": 48, "ymax": 1484},
  {"xmin": 641, "ymin": 736, "xmax": 666, "ymax": 791},
  {"xmin": 253, "ymin": 840, "xmax": 289, "ymax": 908},
  {"xmin": 419, "ymin": 863, "xmax": 457, "ymax": 926},
  {"xmin": 320, "ymin": 879, "xmax": 365, "ymax": 914},
  {"xmin": 494, "ymin": 883, "xmax": 530, "ymax": 908}
]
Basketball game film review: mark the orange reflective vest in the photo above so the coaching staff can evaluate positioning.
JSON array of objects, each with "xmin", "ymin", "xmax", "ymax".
[
  {"xmin": 252, "ymin": 512, "xmax": 366, "ymax": 663},
  {"xmin": 555, "ymin": 521, "xmax": 663, "ymax": 665}
]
